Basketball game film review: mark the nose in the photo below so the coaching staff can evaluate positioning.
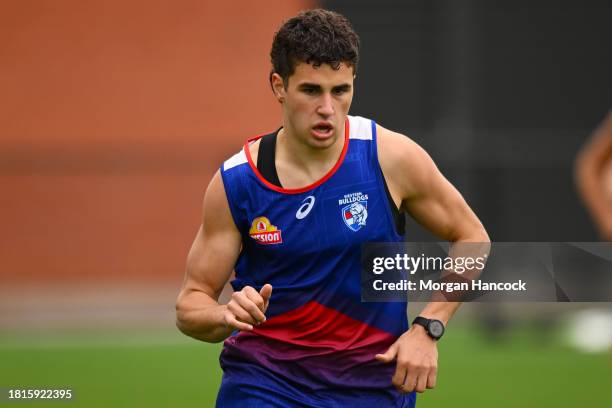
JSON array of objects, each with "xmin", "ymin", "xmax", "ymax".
[{"xmin": 316, "ymin": 93, "xmax": 334, "ymax": 117}]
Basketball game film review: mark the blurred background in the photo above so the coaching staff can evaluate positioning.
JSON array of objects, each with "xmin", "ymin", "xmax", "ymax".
[{"xmin": 1, "ymin": 0, "xmax": 610, "ymax": 407}]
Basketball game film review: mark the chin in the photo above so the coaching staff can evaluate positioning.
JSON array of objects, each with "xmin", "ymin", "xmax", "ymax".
[{"xmin": 308, "ymin": 133, "xmax": 337, "ymax": 149}]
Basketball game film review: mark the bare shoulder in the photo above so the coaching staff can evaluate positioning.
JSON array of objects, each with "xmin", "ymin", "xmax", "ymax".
[
  {"xmin": 204, "ymin": 170, "xmax": 228, "ymax": 213},
  {"xmin": 376, "ymin": 124, "xmax": 421, "ymax": 156},
  {"xmin": 375, "ymin": 123, "xmax": 488, "ymax": 242},
  {"xmin": 376, "ymin": 123, "xmax": 438, "ymax": 199},
  {"xmin": 182, "ymin": 169, "xmax": 241, "ymax": 297},
  {"xmin": 202, "ymin": 169, "xmax": 239, "ymax": 234}
]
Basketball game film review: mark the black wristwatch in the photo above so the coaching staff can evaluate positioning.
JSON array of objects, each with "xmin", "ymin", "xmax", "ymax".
[{"xmin": 412, "ymin": 316, "xmax": 445, "ymax": 340}]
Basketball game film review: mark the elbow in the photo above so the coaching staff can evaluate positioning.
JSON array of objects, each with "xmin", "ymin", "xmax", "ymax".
[
  {"xmin": 174, "ymin": 297, "xmax": 226, "ymax": 343},
  {"xmin": 175, "ymin": 318, "xmax": 203, "ymax": 341},
  {"xmin": 478, "ymin": 227, "xmax": 490, "ymax": 244},
  {"xmin": 174, "ymin": 296, "xmax": 198, "ymax": 339},
  {"xmin": 175, "ymin": 318, "xmax": 188, "ymax": 337},
  {"xmin": 480, "ymin": 230, "xmax": 491, "ymax": 256},
  {"xmin": 174, "ymin": 308, "xmax": 205, "ymax": 341},
  {"xmin": 174, "ymin": 299, "xmax": 190, "ymax": 336},
  {"xmin": 473, "ymin": 216, "xmax": 490, "ymax": 244},
  {"xmin": 454, "ymin": 223, "xmax": 490, "ymax": 244}
]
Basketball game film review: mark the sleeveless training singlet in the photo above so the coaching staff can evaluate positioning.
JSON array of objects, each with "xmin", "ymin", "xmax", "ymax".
[{"xmin": 216, "ymin": 115, "xmax": 415, "ymax": 407}]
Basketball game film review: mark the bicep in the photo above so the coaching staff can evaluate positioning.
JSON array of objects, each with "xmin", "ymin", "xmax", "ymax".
[
  {"xmin": 402, "ymin": 161, "xmax": 482, "ymax": 242},
  {"xmin": 378, "ymin": 127, "xmax": 485, "ymax": 242},
  {"xmin": 182, "ymin": 171, "xmax": 242, "ymax": 301}
]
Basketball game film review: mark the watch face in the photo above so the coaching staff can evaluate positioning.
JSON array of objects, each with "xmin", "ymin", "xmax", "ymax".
[{"xmin": 429, "ymin": 320, "xmax": 445, "ymax": 338}]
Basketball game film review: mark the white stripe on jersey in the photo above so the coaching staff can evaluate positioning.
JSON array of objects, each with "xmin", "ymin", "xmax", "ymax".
[
  {"xmin": 223, "ymin": 149, "xmax": 247, "ymax": 171},
  {"xmin": 223, "ymin": 115, "xmax": 372, "ymax": 171},
  {"xmin": 348, "ymin": 115, "xmax": 373, "ymax": 140}
]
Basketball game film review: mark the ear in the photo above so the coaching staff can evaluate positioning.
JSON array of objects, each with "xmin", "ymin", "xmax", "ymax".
[{"xmin": 270, "ymin": 73, "xmax": 286, "ymax": 103}]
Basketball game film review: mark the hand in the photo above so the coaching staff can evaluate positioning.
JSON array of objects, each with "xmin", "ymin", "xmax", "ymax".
[
  {"xmin": 375, "ymin": 325, "xmax": 438, "ymax": 393},
  {"xmin": 222, "ymin": 284, "xmax": 272, "ymax": 331}
]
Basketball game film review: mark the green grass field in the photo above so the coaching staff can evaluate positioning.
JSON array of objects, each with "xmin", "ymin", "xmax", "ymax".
[{"xmin": 1, "ymin": 324, "xmax": 610, "ymax": 407}]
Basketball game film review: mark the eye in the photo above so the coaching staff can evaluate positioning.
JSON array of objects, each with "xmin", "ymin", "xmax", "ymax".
[
  {"xmin": 302, "ymin": 87, "xmax": 317, "ymax": 95},
  {"xmin": 332, "ymin": 87, "xmax": 349, "ymax": 95}
]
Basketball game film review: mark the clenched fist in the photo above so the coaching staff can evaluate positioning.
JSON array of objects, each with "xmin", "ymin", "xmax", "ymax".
[{"xmin": 223, "ymin": 284, "xmax": 273, "ymax": 331}]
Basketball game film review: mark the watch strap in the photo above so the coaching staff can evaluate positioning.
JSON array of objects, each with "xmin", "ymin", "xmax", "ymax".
[
  {"xmin": 412, "ymin": 316, "xmax": 431, "ymax": 329},
  {"xmin": 412, "ymin": 316, "xmax": 445, "ymax": 340}
]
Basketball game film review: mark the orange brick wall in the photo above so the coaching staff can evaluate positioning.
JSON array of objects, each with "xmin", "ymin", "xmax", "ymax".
[{"xmin": 0, "ymin": 0, "xmax": 314, "ymax": 285}]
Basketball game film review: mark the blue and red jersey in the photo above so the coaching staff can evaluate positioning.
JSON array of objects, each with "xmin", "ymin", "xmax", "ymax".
[{"xmin": 217, "ymin": 115, "xmax": 415, "ymax": 407}]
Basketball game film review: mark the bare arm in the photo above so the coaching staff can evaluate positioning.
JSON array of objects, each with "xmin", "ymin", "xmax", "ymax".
[
  {"xmin": 175, "ymin": 170, "xmax": 271, "ymax": 343},
  {"xmin": 379, "ymin": 126, "xmax": 489, "ymax": 321},
  {"xmin": 376, "ymin": 125, "xmax": 489, "ymax": 393},
  {"xmin": 575, "ymin": 110, "xmax": 612, "ymax": 240},
  {"xmin": 379, "ymin": 127, "xmax": 488, "ymax": 245}
]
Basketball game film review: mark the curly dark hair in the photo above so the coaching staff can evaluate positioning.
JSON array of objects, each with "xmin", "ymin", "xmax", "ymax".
[{"xmin": 270, "ymin": 9, "xmax": 360, "ymax": 86}]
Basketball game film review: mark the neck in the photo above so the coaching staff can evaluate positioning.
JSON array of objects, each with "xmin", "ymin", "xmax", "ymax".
[
  {"xmin": 275, "ymin": 118, "xmax": 345, "ymax": 188},
  {"xmin": 277, "ymin": 119, "xmax": 346, "ymax": 176}
]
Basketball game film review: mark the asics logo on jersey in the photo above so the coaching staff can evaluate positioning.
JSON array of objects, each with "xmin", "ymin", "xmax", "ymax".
[{"xmin": 296, "ymin": 196, "xmax": 316, "ymax": 219}]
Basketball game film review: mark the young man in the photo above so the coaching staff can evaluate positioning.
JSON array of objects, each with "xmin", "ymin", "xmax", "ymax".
[{"xmin": 176, "ymin": 9, "xmax": 488, "ymax": 407}]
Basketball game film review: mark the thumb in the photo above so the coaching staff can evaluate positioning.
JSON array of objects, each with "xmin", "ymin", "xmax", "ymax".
[
  {"xmin": 375, "ymin": 342, "xmax": 398, "ymax": 363},
  {"xmin": 259, "ymin": 284, "xmax": 273, "ymax": 311},
  {"xmin": 259, "ymin": 284, "xmax": 273, "ymax": 300}
]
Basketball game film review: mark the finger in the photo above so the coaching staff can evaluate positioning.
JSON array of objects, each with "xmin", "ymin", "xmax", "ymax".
[
  {"xmin": 415, "ymin": 372, "xmax": 428, "ymax": 393},
  {"xmin": 227, "ymin": 300, "xmax": 259, "ymax": 325},
  {"xmin": 375, "ymin": 342, "xmax": 398, "ymax": 363},
  {"xmin": 403, "ymin": 367, "xmax": 418, "ymax": 393},
  {"xmin": 235, "ymin": 293, "xmax": 266, "ymax": 324},
  {"xmin": 259, "ymin": 284, "xmax": 273, "ymax": 311},
  {"xmin": 392, "ymin": 367, "xmax": 407, "ymax": 391},
  {"xmin": 243, "ymin": 286, "xmax": 266, "ymax": 313},
  {"xmin": 232, "ymin": 292, "xmax": 266, "ymax": 324},
  {"xmin": 427, "ymin": 366, "xmax": 437, "ymax": 389},
  {"xmin": 224, "ymin": 313, "xmax": 253, "ymax": 331}
]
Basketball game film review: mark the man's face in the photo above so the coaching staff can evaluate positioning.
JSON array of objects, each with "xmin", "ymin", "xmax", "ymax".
[{"xmin": 273, "ymin": 62, "xmax": 354, "ymax": 149}]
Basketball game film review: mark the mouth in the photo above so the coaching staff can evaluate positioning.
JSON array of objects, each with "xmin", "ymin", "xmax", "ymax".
[{"xmin": 311, "ymin": 122, "xmax": 334, "ymax": 140}]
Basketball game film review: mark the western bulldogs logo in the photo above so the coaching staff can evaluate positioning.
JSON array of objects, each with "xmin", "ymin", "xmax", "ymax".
[{"xmin": 339, "ymin": 192, "xmax": 369, "ymax": 232}]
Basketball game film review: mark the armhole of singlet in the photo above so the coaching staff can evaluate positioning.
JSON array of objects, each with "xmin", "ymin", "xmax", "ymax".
[
  {"xmin": 256, "ymin": 130, "xmax": 282, "ymax": 188},
  {"xmin": 372, "ymin": 121, "xmax": 406, "ymax": 236},
  {"xmin": 382, "ymin": 175, "xmax": 406, "ymax": 236}
]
